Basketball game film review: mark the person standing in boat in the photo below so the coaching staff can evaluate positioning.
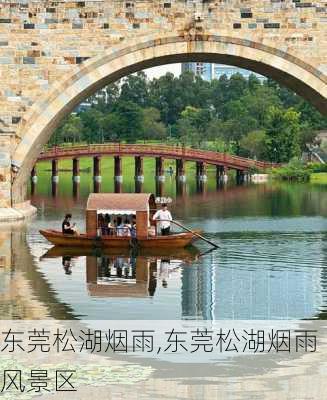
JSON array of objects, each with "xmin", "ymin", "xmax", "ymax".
[
  {"xmin": 62, "ymin": 214, "xmax": 78, "ymax": 235},
  {"xmin": 152, "ymin": 203, "xmax": 173, "ymax": 236}
]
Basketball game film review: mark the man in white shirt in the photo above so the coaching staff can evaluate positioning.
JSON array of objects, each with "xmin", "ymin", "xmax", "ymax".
[{"xmin": 152, "ymin": 204, "xmax": 173, "ymax": 236}]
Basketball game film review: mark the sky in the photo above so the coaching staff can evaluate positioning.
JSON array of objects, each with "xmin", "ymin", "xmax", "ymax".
[{"xmin": 143, "ymin": 63, "xmax": 181, "ymax": 79}]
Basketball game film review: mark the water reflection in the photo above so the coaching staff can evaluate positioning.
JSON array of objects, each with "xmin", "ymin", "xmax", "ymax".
[
  {"xmin": 0, "ymin": 212, "xmax": 325, "ymax": 320},
  {"xmin": 87, "ymin": 255, "xmax": 156, "ymax": 298},
  {"xmin": 39, "ymin": 247, "xmax": 201, "ymax": 314},
  {"xmin": 2, "ymin": 177, "xmax": 325, "ymax": 320}
]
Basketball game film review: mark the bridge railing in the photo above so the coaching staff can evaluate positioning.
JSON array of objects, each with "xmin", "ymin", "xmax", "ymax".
[{"xmin": 39, "ymin": 143, "xmax": 276, "ymax": 170}]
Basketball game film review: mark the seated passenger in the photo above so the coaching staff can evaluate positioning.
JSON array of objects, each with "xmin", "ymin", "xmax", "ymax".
[
  {"xmin": 107, "ymin": 216, "xmax": 115, "ymax": 236},
  {"xmin": 98, "ymin": 214, "xmax": 107, "ymax": 235},
  {"xmin": 116, "ymin": 217, "xmax": 125, "ymax": 237},
  {"xmin": 62, "ymin": 214, "xmax": 77, "ymax": 235},
  {"xmin": 104, "ymin": 214, "xmax": 111, "ymax": 235},
  {"xmin": 123, "ymin": 218, "xmax": 131, "ymax": 237},
  {"xmin": 148, "ymin": 225, "xmax": 156, "ymax": 236}
]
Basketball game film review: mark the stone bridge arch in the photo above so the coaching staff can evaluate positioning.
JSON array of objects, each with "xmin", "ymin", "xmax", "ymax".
[{"xmin": 11, "ymin": 33, "xmax": 327, "ymax": 205}]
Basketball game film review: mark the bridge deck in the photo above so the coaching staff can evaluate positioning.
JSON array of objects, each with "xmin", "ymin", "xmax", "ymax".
[{"xmin": 37, "ymin": 144, "xmax": 275, "ymax": 171}]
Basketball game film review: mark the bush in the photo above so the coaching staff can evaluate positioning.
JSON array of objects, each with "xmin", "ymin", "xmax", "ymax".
[
  {"xmin": 307, "ymin": 162, "xmax": 327, "ymax": 173},
  {"xmin": 271, "ymin": 158, "xmax": 311, "ymax": 182}
]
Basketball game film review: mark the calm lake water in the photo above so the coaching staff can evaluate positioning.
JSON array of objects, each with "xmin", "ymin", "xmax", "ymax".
[{"xmin": 1, "ymin": 163, "xmax": 326, "ymax": 320}]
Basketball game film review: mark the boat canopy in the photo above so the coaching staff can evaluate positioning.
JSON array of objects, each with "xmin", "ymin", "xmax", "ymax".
[
  {"xmin": 86, "ymin": 193, "xmax": 156, "ymax": 214},
  {"xmin": 96, "ymin": 209, "xmax": 136, "ymax": 215}
]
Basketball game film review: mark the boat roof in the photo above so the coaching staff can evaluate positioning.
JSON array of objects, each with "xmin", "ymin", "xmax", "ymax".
[{"xmin": 86, "ymin": 193, "xmax": 155, "ymax": 212}]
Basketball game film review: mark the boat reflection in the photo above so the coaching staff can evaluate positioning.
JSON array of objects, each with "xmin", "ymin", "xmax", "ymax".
[
  {"xmin": 87, "ymin": 255, "xmax": 156, "ymax": 298},
  {"xmin": 41, "ymin": 246, "xmax": 200, "ymax": 299}
]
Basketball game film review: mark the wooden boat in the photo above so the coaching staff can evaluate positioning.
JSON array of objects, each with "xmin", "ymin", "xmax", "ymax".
[
  {"xmin": 39, "ymin": 229, "xmax": 200, "ymax": 249},
  {"xmin": 39, "ymin": 193, "xmax": 201, "ymax": 249}
]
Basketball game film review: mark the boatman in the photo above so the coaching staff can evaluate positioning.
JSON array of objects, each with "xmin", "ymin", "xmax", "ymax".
[{"xmin": 152, "ymin": 203, "xmax": 173, "ymax": 236}]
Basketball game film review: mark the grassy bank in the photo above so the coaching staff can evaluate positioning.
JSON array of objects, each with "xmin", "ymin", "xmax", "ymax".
[
  {"xmin": 271, "ymin": 159, "xmax": 327, "ymax": 183},
  {"xmin": 310, "ymin": 172, "xmax": 327, "ymax": 184}
]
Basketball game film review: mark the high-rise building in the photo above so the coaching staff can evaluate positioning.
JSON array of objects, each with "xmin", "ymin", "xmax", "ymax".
[
  {"xmin": 213, "ymin": 64, "xmax": 265, "ymax": 80},
  {"xmin": 181, "ymin": 62, "xmax": 213, "ymax": 81},
  {"xmin": 181, "ymin": 62, "xmax": 265, "ymax": 81}
]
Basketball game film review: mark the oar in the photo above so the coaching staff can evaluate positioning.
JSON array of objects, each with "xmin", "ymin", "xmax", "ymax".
[{"xmin": 170, "ymin": 219, "xmax": 221, "ymax": 249}]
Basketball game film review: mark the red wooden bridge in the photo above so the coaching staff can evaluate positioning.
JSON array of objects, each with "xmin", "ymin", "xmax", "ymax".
[{"xmin": 37, "ymin": 143, "xmax": 273, "ymax": 172}]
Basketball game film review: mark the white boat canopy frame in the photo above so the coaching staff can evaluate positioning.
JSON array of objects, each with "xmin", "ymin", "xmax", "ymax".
[{"xmin": 96, "ymin": 209, "xmax": 136, "ymax": 215}]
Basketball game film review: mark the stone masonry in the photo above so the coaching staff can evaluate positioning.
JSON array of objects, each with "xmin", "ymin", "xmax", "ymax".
[{"xmin": 0, "ymin": 0, "xmax": 325, "ymax": 208}]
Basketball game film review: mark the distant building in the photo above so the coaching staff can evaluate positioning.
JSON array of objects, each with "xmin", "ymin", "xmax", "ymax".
[
  {"xmin": 181, "ymin": 62, "xmax": 212, "ymax": 81},
  {"xmin": 181, "ymin": 62, "xmax": 265, "ymax": 81},
  {"xmin": 213, "ymin": 64, "xmax": 265, "ymax": 81}
]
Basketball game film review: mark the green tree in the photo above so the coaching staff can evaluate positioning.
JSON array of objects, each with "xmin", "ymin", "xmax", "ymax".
[
  {"xmin": 265, "ymin": 107, "xmax": 301, "ymax": 162},
  {"xmin": 100, "ymin": 112, "xmax": 123, "ymax": 142},
  {"xmin": 240, "ymin": 130, "xmax": 267, "ymax": 159},
  {"xmin": 54, "ymin": 114, "xmax": 83, "ymax": 144},
  {"xmin": 241, "ymin": 85, "xmax": 281, "ymax": 127},
  {"xmin": 176, "ymin": 106, "xmax": 212, "ymax": 147},
  {"xmin": 120, "ymin": 71, "xmax": 149, "ymax": 107},
  {"xmin": 141, "ymin": 107, "xmax": 167, "ymax": 141},
  {"xmin": 111, "ymin": 101, "xmax": 144, "ymax": 143},
  {"xmin": 149, "ymin": 72, "xmax": 183, "ymax": 125},
  {"xmin": 176, "ymin": 117, "xmax": 199, "ymax": 147},
  {"xmin": 80, "ymin": 108, "xmax": 104, "ymax": 143}
]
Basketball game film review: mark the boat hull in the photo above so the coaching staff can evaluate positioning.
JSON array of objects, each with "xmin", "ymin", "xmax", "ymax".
[{"xmin": 39, "ymin": 229, "xmax": 200, "ymax": 249}]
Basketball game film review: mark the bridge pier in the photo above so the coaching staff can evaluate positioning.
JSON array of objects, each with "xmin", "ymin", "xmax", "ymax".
[
  {"xmin": 223, "ymin": 166, "xmax": 229, "ymax": 183},
  {"xmin": 93, "ymin": 156, "xmax": 101, "ymax": 193},
  {"xmin": 73, "ymin": 181, "xmax": 80, "ymax": 199},
  {"xmin": 114, "ymin": 156, "xmax": 123, "ymax": 183},
  {"xmin": 135, "ymin": 180, "xmax": 143, "ymax": 193},
  {"xmin": 236, "ymin": 169, "xmax": 245, "ymax": 185},
  {"xmin": 176, "ymin": 159, "xmax": 186, "ymax": 182},
  {"xmin": 93, "ymin": 180, "xmax": 101, "ymax": 193},
  {"xmin": 72, "ymin": 158, "xmax": 80, "ymax": 198},
  {"xmin": 51, "ymin": 180, "xmax": 58, "ymax": 197},
  {"xmin": 155, "ymin": 179, "xmax": 164, "ymax": 197},
  {"xmin": 155, "ymin": 157, "xmax": 165, "ymax": 182},
  {"xmin": 51, "ymin": 159, "xmax": 59, "ymax": 183},
  {"xmin": 51, "ymin": 159, "xmax": 59, "ymax": 197},
  {"xmin": 114, "ymin": 180, "xmax": 123, "ymax": 193},
  {"xmin": 196, "ymin": 179, "xmax": 207, "ymax": 195},
  {"xmin": 72, "ymin": 158, "xmax": 80, "ymax": 183},
  {"xmin": 216, "ymin": 165, "xmax": 224, "ymax": 182},
  {"xmin": 134, "ymin": 156, "xmax": 144, "ymax": 182},
  {"xmin": 176, "ymin": 179, "xmax": 187, "ymax": 197},
  {"xmin": 196, "ymin": 161, "xmax": 207, "ymax": 181},
  {"xmin": 93, "ymin": 156, "xmax": 101, "ymax": 182}
]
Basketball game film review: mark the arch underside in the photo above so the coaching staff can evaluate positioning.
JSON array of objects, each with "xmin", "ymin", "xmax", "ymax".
[{"xmin": 12, "ymin": 35, "xmax": 327, "ymax": 204}]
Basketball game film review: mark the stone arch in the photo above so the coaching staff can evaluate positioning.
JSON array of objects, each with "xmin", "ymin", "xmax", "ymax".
[{"xmin": 11, "ymin": 33, "xmax": 327, "ymax": 204}]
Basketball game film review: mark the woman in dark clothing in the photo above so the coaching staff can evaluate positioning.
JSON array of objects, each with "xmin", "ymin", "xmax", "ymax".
[
  {"xmin": 62, "ymin": 214, "xmax": 76, "ymax": 235},
  {"xmin": 104, "ymin": 214, "xmax": 111, "ymax": 235},
  {"xmin": 98, "ymin": 213, "xmax": 106, "ymax": 235}
]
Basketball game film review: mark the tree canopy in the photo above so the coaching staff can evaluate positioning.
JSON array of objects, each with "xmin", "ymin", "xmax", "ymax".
[{"xmin": 51, "ymin": 70, "xmax": 327, "ymax": 162}]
